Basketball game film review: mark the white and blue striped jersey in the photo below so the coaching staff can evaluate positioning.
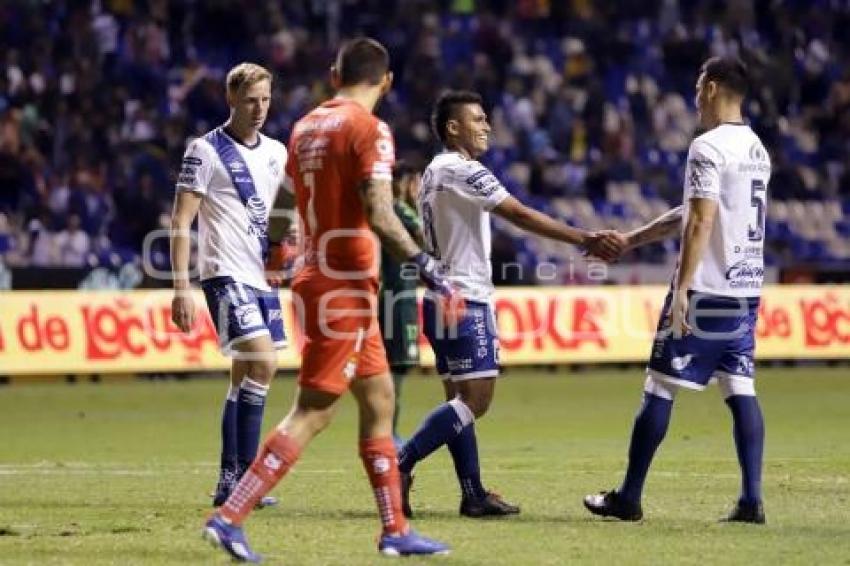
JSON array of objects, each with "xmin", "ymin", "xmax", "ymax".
[{"xmin": 176, "ymin": 130, "xmax": 287, "ymax": 291}]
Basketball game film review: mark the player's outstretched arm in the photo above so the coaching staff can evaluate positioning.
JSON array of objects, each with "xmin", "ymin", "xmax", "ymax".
[
  {"xmin": 170, "ymin": 190, "xmax": 202, "ymax": 332},
  {"xmin": 625, "ymin": 205, "xmax": 684, "ymax": 250},
  {"xmin": 493, "ymin": 195, "xmax": 625, "ymax": 261}
]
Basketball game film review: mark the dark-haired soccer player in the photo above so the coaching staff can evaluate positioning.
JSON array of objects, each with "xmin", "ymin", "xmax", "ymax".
[
  {"xmin": 584, "ymin": 57, "xmax": 771, "ymax": 524},
  {"xmin": 202, "ymin": 38, "xmax": 455, "ymax": 562},
  {"xmin": 399, "ymin": 90, "xmax": 624, "ymax": 518}
]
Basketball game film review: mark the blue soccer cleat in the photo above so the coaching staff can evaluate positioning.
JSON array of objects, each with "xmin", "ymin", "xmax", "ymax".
[
  {"xmin": 378, "ymin": 530, "xmax": 450, "ymax": 557},
  {"xmin": 202, "ymin": 514, "xmax": 262, "ymax": 563}
]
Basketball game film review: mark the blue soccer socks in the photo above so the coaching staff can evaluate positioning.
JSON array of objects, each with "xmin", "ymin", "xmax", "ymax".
[
  {"xmin": 236, "ymin": 377, "xmax": 270, "ymax": 472},
  {"xmin": 726, "ymin": 394, "xmax": 765, "ymax": 505},
  {"xmin": 619, "ymin": 393, "xmax": 673, "ymax": 503}
]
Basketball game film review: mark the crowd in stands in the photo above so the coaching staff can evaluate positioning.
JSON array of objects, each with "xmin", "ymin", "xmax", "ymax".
[{"xmin": 1, "ymin": 0, "xmax": 849, "ymax": 284}]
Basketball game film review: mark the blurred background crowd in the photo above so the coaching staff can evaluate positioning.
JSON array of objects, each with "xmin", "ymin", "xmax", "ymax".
[{"xmin": 1, "ymin": 0, "xmax": 849, "ymax": 287}]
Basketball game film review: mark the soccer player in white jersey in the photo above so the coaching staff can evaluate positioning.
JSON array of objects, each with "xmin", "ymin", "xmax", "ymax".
[
  {"xmin": 170, "ymin": 63, "xmax": 291, "ymax": 508},
  {"xmin": 584, "ymin": 57, "xmax": 771, "ymax": 524},
  {"xmin": 398, "ymin": 90, "xmax": 624, "ymax": 518}
]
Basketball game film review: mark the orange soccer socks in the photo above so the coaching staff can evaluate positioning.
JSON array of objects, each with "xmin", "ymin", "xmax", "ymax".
[
  {"xmin": 219, "ymin": 429, "xmax": 301, "ymax": 525},
  {"xmin": 359, "ymin": 436, "xmax": 409, "ymax": 536}
]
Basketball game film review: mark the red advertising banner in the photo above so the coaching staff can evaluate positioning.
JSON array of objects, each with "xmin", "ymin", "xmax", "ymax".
[{"xmin": 0, "ymin": 285, "xmax": 847, "ymax": 375}]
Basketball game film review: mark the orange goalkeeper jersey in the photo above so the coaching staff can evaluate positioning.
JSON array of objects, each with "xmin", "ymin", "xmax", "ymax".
[{"xmin": 285, "ymin": 98, "xmax": 395, "ymax": 282}]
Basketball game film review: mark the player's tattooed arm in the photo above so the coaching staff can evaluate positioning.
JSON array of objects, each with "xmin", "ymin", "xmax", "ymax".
[
  {"xmin": 359, "ymin": 178, "xmax": 421, "ymax": 261},
  {"xmin": 625, "ymin": 205, "xmax": 684, "ymax": 250},
  {"xmin": 267, "ymin": 185, "xmax": 297, "ymax": 244}
]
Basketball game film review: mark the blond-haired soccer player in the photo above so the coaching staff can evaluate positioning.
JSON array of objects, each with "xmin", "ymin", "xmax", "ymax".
[
  {"xmin": 202, "ymin": 39, "xmax": 455, "ymax": 562},
  {"xmin": 171, "ymin": 63, "xmax": 288, "ymax": 509}
]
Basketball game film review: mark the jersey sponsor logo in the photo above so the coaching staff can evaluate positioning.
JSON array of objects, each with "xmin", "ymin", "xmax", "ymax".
[
  {"xmin": 234, "ymin": 304, "xmax": 263, "ymax": 329},
  {"xmin": 295, "ymin": 115, "xmax": 345, "ymax": 135},
  {"xmin": 670, "ymin": 354, "xmax": 693, "ymax": 371},
  {"xmin": 726, "ymin": 260, "xmax": 765, "ymax": 289},
  {"xmin": 182, "ymin": 156, "xmax": 202, "ymax": 166},
  {"xmin": 246, "ymin": 196, "xmax": 269, "ymax": 237},
  {"xmin": 229, "ymin": 160, "xmax": 246, "ymax": 173},
  {"xmin": 734, "ymin": 244, "xmax": 763, "ymax": 258}
]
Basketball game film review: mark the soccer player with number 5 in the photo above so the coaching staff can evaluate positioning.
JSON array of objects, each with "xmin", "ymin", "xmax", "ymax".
[{"xmin": 584, "ymin": 57, "xmax": 772, "ymax": 524}]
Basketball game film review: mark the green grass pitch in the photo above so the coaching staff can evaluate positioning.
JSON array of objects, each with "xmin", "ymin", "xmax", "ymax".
[{"xmin": 1, "ymin": 367, "xmax": 848, "ymax": 565}]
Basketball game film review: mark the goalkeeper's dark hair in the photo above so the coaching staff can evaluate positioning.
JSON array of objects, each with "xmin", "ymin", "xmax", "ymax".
[
  {"xmin": 335, "ymin": 37, "xmax": 389, "ymax": 86},
  {"xmin": 701, "ymin": 56, "xmax": 749, "ymax": 97},
  {"xmin": 431, "ymin": 90, "xmax": 484, "ymax": 143}
]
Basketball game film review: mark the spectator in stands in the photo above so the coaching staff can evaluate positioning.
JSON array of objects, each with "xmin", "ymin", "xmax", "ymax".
[{"xmin": 54, "ymin": 213, "xmax": 90, "ymax": 267}]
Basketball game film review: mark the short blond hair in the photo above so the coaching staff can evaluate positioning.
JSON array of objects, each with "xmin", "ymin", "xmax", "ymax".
[{"xmin": 226, "ymin": 63, "xmax": 272, "ymax": 95}]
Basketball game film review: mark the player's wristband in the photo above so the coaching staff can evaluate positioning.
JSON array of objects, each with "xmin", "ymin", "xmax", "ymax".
[{"xmin": 410, "ymin": 252, "xmax": 453, "ymax": 296}]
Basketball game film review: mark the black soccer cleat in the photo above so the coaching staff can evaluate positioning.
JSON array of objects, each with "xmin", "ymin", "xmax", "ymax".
[
  {"xmin": 722, "ymin": 500, "xmax": 765, "ymax": 524},
  {"xmin": 583, "ymin": 490, "xmax": 643, "ymax": 521},
  {"xmin": 460, "ymin": 491, "xmax": 520, "ymax": 518},
  {"xmin": 401, "ymin": 470, "xmax": 415, "ymax": 518}
]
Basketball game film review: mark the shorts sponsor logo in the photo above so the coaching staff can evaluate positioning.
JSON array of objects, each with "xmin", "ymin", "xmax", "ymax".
[
  {"xmin": 183, "ymin": 156, "xmax": 202, "ymax": 166},
  {"xmin": 447, "ymin": 357, "xmax": 473, "ymax": 372},
  {"xmin": 342, "ymin": 354, "xmax": 358, "ymax": 381},
  {"xmin": 671, "ymin": 354, "xmax": 693, "ymax": 371},
  {"xmin": 268, "ymin": 309, "xmax": 282, "ymax": 322},
  {"xmin": 736, "ymin": 354, "xmax": 754, "ymax": 375},
  {"xmin": 234, "ymin": 304, "xmax": 263, "ymax": 329}
]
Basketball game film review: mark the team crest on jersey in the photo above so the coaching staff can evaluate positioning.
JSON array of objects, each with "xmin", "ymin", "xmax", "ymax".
[
  {"xmin": 268, "ymin": 157, "xmax": 280, "ymax": 177},
  {"xmin": 234, "ymin": 304, "xmax": 263, "ymax": 329},
  {"xmin": 671, "ymin": 354, "xmax": 693, "ymax": 371}
]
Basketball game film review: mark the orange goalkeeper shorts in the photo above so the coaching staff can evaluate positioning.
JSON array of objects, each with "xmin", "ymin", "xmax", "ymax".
[{"xmin": 291, "ymin": 273, "xmax": 389, "ymax": 395}]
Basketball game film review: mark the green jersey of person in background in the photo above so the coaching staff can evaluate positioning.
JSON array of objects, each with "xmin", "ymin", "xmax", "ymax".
[{"xmin": 378, "ymin": 161, "xmax": 425, "ymax": 441}]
